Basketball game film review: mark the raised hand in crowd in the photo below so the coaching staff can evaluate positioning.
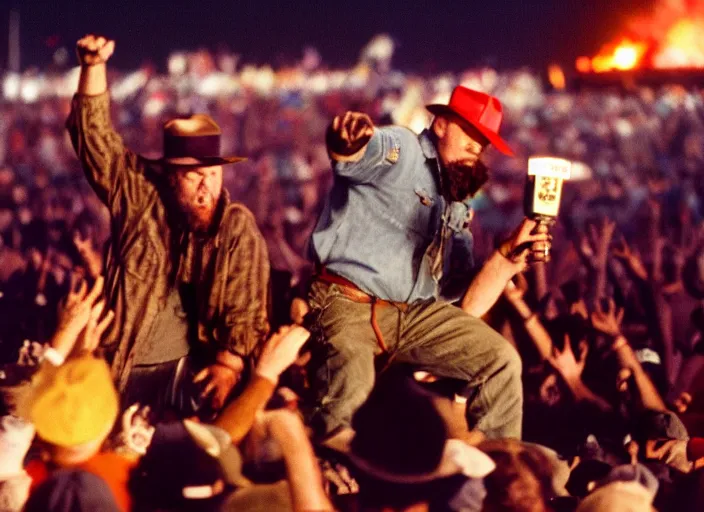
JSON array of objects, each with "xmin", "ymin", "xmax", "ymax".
[
  {"xmin": 75, "ymin": 34, "xmax": 114, "ymax": 95},
  {"xmin": 550, "ymin": 333, "xmax": 611, "ymax": 412},
  {"xmin": 76, "ymin": 34, "xmax": 115, "ymax": 67},
  {"xmin": 73, "ymin": 230, "xmax": 103, "ymax": 279},
  {"xmin": 213, "ymin": 326, "xmax": 311, "ymax": 444},
  {"xmin": 593, "ymin": 298, "xmax": 668, "ymax": 412},
  {"xmin": 113, "ymin": 404, "xmax": 155, "ymax": 458},
  {"xmin": 612, "ymin": 235, "xmax": 648, "ymax": 281},
  {"xmin": 550, "ymin": 334, "xmax": 588, "ymax": 385},
  {"xmin": 503, "ymin": 278, "xmax": 554, "ymax": 360},
  {"xmin": 51, "ymin": 276, "xmax": 114, "ymax": 359},
  {"xmin": 590, "ymin": 298, "xmax": 625, "ymax": 341},
  {"xmin": 256, "ymin": 325, "xmax": 311, "ymax": 384}
]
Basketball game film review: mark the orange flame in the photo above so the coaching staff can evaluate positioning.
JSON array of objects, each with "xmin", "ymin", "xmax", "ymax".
[
  {"xmin": 588, "ymin": 39, "xmax": 648, "ymax": 73},
  {"xmin": 653, "ymin": 18, "xmax": 704, "ymax": 68},
  {"xmin": 577, "ymin": 0, "xmax": 704, "ymax": 72}
]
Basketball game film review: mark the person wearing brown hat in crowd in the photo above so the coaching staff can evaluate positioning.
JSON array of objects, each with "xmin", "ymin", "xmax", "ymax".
[
  {"xmin": 66, "ymin": 35, "xmax": 270, "ymax": 417},
  {"xmin": 306, "ymin": 85, "xmax": 551, "ymax": 442}
]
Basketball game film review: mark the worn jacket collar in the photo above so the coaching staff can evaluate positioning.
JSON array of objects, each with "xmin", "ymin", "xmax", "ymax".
[{"xmin": 418, "ymin": 129, "xmax": 438, "ymax": 161}]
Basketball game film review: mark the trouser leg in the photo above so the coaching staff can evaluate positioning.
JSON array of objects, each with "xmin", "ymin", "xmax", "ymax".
[
  {"xmin": 306, "ymin": 281, "xmax": 398, "ymax": 437},
  {"xmin": 394, "ymin": 300, "xmax": 523, "ymax": 439}
]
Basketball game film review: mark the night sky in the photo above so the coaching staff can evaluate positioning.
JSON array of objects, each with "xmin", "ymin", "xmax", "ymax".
[{"xmin": 1, "ymin": 0, "xmax": 655, "ymax": 72}]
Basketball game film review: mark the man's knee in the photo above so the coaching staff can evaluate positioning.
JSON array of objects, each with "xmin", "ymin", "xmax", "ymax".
[
  {"xmin": 472, "ymin": 327, "xmax": 522, "ymax": 382},
  {"xmin": 497, "ymin": 341, "xmax": 522, "ymax": 379}
]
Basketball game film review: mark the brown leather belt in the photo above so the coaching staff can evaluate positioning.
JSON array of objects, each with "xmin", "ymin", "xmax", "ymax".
[{"xmin": 316, "ymin": 268, "xmax": 408, "ymax": 353}]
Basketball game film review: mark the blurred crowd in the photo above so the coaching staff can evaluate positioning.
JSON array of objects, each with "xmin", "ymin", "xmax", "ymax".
[{"xmin": 2, "ymin": 35, "xmax": 704, "ymax": 511}]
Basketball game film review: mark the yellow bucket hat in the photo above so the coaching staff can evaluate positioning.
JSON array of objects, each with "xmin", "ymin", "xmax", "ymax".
[{"xmin": 20, "ymin": 356, "xmax": 119, "ymax": 448}]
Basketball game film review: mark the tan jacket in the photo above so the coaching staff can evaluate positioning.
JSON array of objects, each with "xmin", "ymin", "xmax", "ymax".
[{"xmin": 66, "ymin": 92, "xmax": 270, "ymax": 389}]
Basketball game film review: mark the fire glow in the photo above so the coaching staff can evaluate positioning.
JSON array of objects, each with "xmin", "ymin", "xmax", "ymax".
[{"xmin": 577, "ymin": 0, "xmax": 704, "ymax": 73}]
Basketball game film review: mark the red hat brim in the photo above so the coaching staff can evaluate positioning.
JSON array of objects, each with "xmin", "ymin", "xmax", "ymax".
[{"xmin": 426, "ymin": 104, "xmax": 514, "ymax": 157}]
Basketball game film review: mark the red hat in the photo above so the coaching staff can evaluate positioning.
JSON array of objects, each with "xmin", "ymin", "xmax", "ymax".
[{"xmin": 426, "ymin": 86, "xmax": 514, "ymax": 156}]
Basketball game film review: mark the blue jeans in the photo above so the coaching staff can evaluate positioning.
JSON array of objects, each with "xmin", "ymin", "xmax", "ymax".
[{"xmin": 306, "ymin": 280, "xmax": 523, "ymax": 439}]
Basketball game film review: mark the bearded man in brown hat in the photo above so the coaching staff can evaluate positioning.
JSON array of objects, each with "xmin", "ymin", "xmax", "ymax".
[{"xmin": 66, "ymin": 35, "xmax": 270, "ymax": 417}]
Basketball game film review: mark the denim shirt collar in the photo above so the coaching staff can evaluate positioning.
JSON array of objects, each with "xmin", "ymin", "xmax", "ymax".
[{"xmin": 418, "ymin": 129, "xmax": 438, "ymax": 161}]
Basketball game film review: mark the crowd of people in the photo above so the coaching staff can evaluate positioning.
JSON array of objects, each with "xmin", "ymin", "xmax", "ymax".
[{"xmin": 1, "ymin": 33, "xmax": 704, "ymax": 511}]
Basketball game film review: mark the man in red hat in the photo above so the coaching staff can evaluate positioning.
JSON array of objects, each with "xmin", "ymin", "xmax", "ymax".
[
  {"xmin": 306, "ymin": 85, "xmax": 550, "ymax": 441},
  {"xmin": 65, "ymin": 35, "xmax": 270, "ymax": 417}
]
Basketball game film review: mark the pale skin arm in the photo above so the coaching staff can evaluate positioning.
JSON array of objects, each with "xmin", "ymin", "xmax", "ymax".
[
  {"xmin": 503, "ymin": 280, "xmax": 553, "ymax": 360},
  {"xmin": 612, "ymin": 336, "xmax": 668, "ymax": 412},
  {"xmin": 461, "ymin": 218, "xmax": 550, "ymax": 318},
  {"xmin": 591, "ymin": 300, "xmax": 667, "ymax": 412},
  {"xmin": 214, "ymin": 327, "xmax": 310, "ymax": 443},
  {"xmin": 550, "ymin": 334, "xmax": 612, "ymax": 412},
  {"xmin": 462, "ymin": 251, "xmax": 522, "ymax": 317},
  {"xmin": 265, "ymin": 410, "xmax": 334, "ymax": 512},
  {"xmin": 76, "ymin": 35, "xmax": 114, "ymax": 96}
]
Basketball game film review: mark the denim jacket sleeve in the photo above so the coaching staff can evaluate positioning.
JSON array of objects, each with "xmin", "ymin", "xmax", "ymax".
[{"xmin": 332, "ymin": 127, "xmax": 401, "ymax": 183}]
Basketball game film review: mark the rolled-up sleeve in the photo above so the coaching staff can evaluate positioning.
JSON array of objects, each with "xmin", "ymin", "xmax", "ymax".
[{"xmin": 332, "ymin": 127, "xmax": 401, "ymax": 183}]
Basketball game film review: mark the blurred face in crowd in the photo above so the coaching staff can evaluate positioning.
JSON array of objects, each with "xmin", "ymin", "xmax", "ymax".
[
  {"xmin": 432, "ymin": 114, "xmax": 490, "ymax": 201},
  {"xmin": 170, "ymin": 165, "xmax": 223, "ymax": 232},
  {"xmin": 0, "ymin": 209, "xmax": 13, "ymax": 232}
]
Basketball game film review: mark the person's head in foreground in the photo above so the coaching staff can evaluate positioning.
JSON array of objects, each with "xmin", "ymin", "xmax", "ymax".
[
  {"xmin": 129, "ymin": 418, "xmax": 250, "ymax": 511},
  {"xmin": 19, "ymin": 355, "xmax": 119, "ymax": 466},
  {"xmin": 346, "ymin": 368, "xmax": 495, "ymax": 511}
]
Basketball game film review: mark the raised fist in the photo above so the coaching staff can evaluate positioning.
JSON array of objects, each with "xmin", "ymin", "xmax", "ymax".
[
  {"xmin": 76, "ymin": 35, "xmax": 115, "ymax": 67},
  {"xmin": 326, "ymin": 111, "xmax": 375, "ymax": 158}
]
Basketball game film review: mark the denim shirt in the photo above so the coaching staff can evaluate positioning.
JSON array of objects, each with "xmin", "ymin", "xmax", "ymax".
[{"xmin": 310, "ymin": 127, "xmax": 475, "ymax": 303}]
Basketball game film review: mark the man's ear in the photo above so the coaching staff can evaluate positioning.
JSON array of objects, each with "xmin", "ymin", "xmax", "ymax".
[{"xmin": 432, "ymin": 116, "xmax": 448, "ymax": 138}]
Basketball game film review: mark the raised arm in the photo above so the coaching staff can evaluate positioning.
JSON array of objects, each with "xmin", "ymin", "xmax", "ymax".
[
  {"xmin": 592, "ymin": 219, "xmax": 617, "ymax": 301},
  {"xmin": 214, "ymin": 326, "xmax": 310, "ymax": 444},
  {"xmin": 66, "ymin": 35, "xmax": 144, "ymax": 207},
  {"xmin": 325, "ymin": 112, "xmax": 401, "ymax": 182},
  {"xmin": 461, "ymin": 218, "xmax": 550, "ymax": 318},
  {"xmin": 591, "ymin": 300, "xmax": 667, "ymax": 412},
  {"xmin": 503, "ymin": 280, "xmax": 553, "ymax": 360},
  {"xmin": 76, "ymin": 35, "xmax": 112, "ymax": 96}
]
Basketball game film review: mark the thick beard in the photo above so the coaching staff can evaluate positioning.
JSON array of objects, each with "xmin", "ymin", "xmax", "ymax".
[
  {"xmin": 442, "ymin": 160, "xmax": 489, "ymax": 202},
  {"xmin": 176, "ymin": 193, "xmax": 217, "ymax": 233}
]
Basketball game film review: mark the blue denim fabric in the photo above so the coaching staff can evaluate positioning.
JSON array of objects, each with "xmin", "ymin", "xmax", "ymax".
[{"xmin": 310, "ymin": 128, "xmax": 475, "ymax": 303}]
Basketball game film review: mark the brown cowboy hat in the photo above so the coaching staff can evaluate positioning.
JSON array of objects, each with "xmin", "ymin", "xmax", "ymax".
[
  {"xmin": 426, "ymin": 86, "xmax": 514, "ymax": 156},
  {"xmin": 148, "ymin": 114, "xmax": 246, "ymax": 168}
]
